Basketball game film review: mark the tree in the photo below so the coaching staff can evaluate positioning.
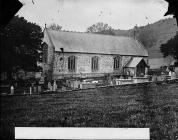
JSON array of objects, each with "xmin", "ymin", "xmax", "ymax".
[
  {"xmin": 134, "ymin": 26, "xmax": 157, "ymax": 48},
  {"xmin": 160, "ymin": 32, "xmax": 178, "ymax": 66},
  {"xmin": 0, "ymin": 15, "xmax": 43, "ymax": 80},
  {"xmin": 48, "ymin": 23, "xmax": 62, "ymax": 31},
  {"xmin": 87, "ymin": 22, "xmax": 115, "ymax": 35}
]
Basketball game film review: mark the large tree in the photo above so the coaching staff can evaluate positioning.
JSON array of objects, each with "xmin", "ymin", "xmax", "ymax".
[
  {"xmin": 160, "ymin": 32, "xmax": 178, "ymax": 66},
  {"xmin": 0, "ymin": 16, "xmax": 43, "ymax": 79},
  {"xmin": 87, "ymin": 22, "xmax": 115, "ymax": 35}
]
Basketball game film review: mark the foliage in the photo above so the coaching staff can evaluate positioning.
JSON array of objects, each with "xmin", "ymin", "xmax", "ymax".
[
  {"xmin": 0, "ymin": 16, "xmax": 43, "ymax": 79},
  {"xmin": 135, "ymin": 26, "xmax": 157, "ymax": 48},
  {"xmin": 160, "ymin": 32, "xmax": 178, "ymax": 66},
  {"xmin": 48, "ymin": 23, "xmax": 62, "ymax": 31},
  {"xmin": 87, "ymin": 22, "xmax": 115, "ymax": 35}
]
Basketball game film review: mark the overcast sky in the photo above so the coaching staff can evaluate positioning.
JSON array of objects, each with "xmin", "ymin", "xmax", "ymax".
[{"xmin": 17, "ymin": 0, "xmax": 171, "ymax": 31}]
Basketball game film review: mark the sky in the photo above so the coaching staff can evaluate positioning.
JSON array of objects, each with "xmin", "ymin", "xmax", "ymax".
[{"xmin": 17, "ymin": 0, "xmax": 171, "ymax": 31}]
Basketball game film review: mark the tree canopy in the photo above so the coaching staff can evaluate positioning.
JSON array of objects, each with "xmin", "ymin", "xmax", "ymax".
[
  {"xmin": 48, "ymin": 23, "xmax": 62, "ymax": 31},
  {"xmin": 160, "ymin": 32, "xmax": 178, "ymax": 66},
  {"xmin": 87, "ymin": 22, "xmax": 115, "ymax": 35},
  {"xmin": 0, "ymin": 16, "xmax": 43, "ymax": 79}
]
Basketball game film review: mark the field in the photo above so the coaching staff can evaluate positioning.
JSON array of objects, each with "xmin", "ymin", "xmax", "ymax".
[{"xmin": 1, "ymin": 82, "xmax": 178, "ymax": 140}]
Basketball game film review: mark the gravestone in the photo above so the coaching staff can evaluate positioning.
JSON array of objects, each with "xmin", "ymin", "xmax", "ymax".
[
  {"xmin": 29, "ymin": 87, "xmax": 32, "ymax": 94},
  {"xmin": 33, "ymin": 86, "xmax": 37, "ymax": 93},
  {"xmin": 53, "ymin": 81, "xmax": 57, "ymax": 91},
  {"xmin": 10, "ymin": 86, "xmax": 14, "ymax": 94},
  {"xmin": 38, "ymin": 86, "xmax": 41, "ymax": 93},
  {"xmin": 48, "ymin": 82, "xmax": 52, "ymax": 90}
]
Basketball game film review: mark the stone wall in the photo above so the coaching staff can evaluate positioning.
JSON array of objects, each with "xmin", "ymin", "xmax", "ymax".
[
  {"xmin": 53, "ymin": 52, "xmax": 134, "ymax": 79},
  {"xmin": 42, "ymin": 32, "xmax": 55, "ymax": 79}
]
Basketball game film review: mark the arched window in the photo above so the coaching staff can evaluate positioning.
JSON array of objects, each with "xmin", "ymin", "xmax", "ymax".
[
  {"xmin": 42, "ymin": 43, "xmax": 48, "ymax": 63},
  {"xmin": 68, "ymin": 56, "xmax": 76, "ymax": 72},
  {"xmin": 114, "ymin": 56, "xmax": 120, "ymax": 70},
  {"xmin": 91, "ymin": 56, "xmax": 99, "ymax": 71}
]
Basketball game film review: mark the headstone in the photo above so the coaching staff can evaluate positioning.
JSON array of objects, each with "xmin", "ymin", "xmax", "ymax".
[
  {"xmin": 30, "ymin": 87, "xmax": 32, "ymax": 94},
  {"xmin": 33, "ymin": 86, "xmax": 37, "ymax": 93},
  {"xmin": 171, "ymin": 72, "xmax": 177, "ymax": 79},
  {"xmin": 10, "ymin": 86, "xmax": 14, "ymax": 94},
  {"xmin": 35, "ymin": 72, "xmax": 42, "ymax": 79},
  {"xmin": 169, "ymin": 71, "xmax": 172, "ymax": 76},
  {"xmin": 152, "ymin": 75, "xmax": 157, "ymax": 82},
  {"xmin": 39, "ymin": 77, "xmax": 44, "ymax": 84},
  {"xmin": 48, "ymin": 82, "xmax": 52, "ymax": 90},
  {"xmin": 38, "ymin": 86, "xmax": 41, "ymax": 93},
  {"xmin": 53, "ymin": 80, "xmax": 57, "ymax": 91},
  {"xmin": 73, "ymin": 80, "xmax": 77, "ymax": 89},
  {"xmin": 110, "ymin": 80, "xmax": 113, "ymax": 85},
  {"xmin": 175, "ymin": 67, "xmax": 178, "ymax": 76},
  {"xmin": 55, "ymin": 83, "xmax": 57, "ymax": 90},
  {"xmin": 79, "ymin": 83, "xmax": 82, "ymax": 89},
  {"xmin": 50, "ymin": 85, "xmax": 53, "ymax": 91}
]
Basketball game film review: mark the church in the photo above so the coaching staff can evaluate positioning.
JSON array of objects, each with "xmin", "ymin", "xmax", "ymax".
[{"xmin": 42, "ymin": 28, "xmax": 149, "ymax": 85}]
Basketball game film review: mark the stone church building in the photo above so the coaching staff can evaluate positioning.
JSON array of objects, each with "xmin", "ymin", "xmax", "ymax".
[{"xmin": 42, "ymin": 28, "xmax": 148, "ymax": 82}]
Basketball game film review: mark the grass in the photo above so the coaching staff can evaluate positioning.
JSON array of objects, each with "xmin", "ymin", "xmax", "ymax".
[{"xmin": 1, "ymin": 82, "xmax": 178, "ymax": 140}]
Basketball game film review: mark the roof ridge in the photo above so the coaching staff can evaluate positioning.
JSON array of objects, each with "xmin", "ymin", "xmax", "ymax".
[
  {"xmin": 44, "ymin": 28, "xmax": 148, "ymax": 57},
  {"xmin": 46, "ymin": 28, "xmax": 133, "ymax": 38}
]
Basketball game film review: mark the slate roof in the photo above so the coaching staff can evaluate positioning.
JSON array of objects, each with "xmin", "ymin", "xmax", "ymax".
[
  {"xmin": 43, "ymin": 29, "xmax": 148, "ymax": 57},
  {"xmin": 125, "ymin": 57, "xmax": 143, "ymax": 68},
  {"xmin": 125, "ymin": 57, "xmax": 149, "ymax": 68}
]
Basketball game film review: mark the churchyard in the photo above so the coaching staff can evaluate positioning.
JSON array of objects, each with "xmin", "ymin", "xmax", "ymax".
[{"xmin": 1, "ymin": 81, "xmax": 178, "ymax": 140}]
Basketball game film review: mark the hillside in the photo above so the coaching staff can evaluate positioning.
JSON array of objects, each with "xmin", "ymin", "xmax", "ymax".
[{"xmin": 114, "ymin": 18, "xmax": 178, "ymax": 59}]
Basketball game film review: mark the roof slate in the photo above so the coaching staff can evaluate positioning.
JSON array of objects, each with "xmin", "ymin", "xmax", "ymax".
[
  {"xmin": 44, "ymin": 29, "xmax": 148, "ymax": 56},
  {"xmin": 125, "ymin": 57, "xmax": 143, "ymax": 68}
]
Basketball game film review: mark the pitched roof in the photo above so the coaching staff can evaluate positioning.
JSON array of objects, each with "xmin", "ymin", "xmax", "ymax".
[
  {"xmin": 43, "ymin": 29, "xmax": 148, "ymax": 56},
  {"xmin": 125, "ymin": 57, "xmax": 148, "ymax": 68},
  {"xmin": 125, "ymin": 57, "xmax": 143, "ymax": 67}
]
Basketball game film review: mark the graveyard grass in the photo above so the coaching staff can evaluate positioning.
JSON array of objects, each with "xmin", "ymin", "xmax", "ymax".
[{"xmin": 1, "ymin": 82, "xmax": 178, "ymax": 140}]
